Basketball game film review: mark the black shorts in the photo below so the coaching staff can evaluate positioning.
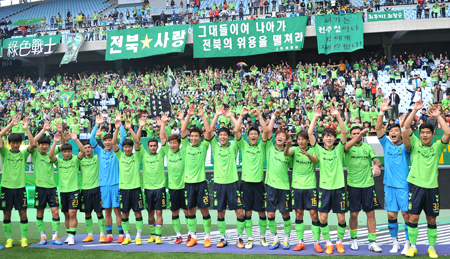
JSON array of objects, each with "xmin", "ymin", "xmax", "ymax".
[
  {"xmin": 318, "ymin": 187, "xmax": 348, "ymax": 214},
  {"xmin": 120, "ymin": 188, "xmax": 144, "ymax": 213},
  {"xmin": 185, "ymin": 181, "xmax": 210, "ymax": 209},
  {"xmin": 0, "ymin": 187, "xmax": 27, "ymax": 211},
  {"xmin": 61, "ymin": 190, "xmax": 80, "ymax": 213},
  {"xmin": 408, "ymin": 184, "xmax": 440, "ymax": 217},
  {"xmin": 213, "ymin": 182, "xmax": 243, "ymax": 211},
  {"xmin": 144, "ymin": 187, "xmax": 167, "ymax": 211},
  {"xmin": 292, "ymin": 188, "xmax": 318, "ymax": 211},
  {"xmin": 240, "ymin": 181, "xmax": 266, "ymax": 212},
  {"xmin": 81, "ymin": 187, "xmax": 103, "ymax": 213},
  {"xmin": 347, "ymin": 185, "xmax": 380, "ymax": 212},
  {"xmin": 169, "ymin": 189, "xmax": 186, "ymax": 212},
  {"xmin": 266, "ymin": 185, "xmax": 292, "ymax": 213},
  {"xmin": 35, "ymin": 187, "xmax": 59, "ymax": 209}
]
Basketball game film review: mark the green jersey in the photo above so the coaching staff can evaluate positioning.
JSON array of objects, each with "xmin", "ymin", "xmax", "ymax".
[
  {"xmin": 164, "ymin": 144, "xmax": 185, "ymax": 190},
  {"xmin": 31, "ymin": 148, "xmax": 58, "ymax": 188},
  {"xmin": 236, "ymin": 138, "xmax": 266, "ymax": 183},
  {"xmin": 142, "ymin": 146, "xmax": 166, "ymax": 190},
  {"xmin": 54, "ymin": 155, "xmax": 81, "ymax": 193},
  {"xmin": 313, "ymin": 142, "xmax": 345, "ymax": 190},
  {"xmin": 182, "ymin": 137, "xmax": 210, "ymax": 183},
  {"xmin": 0, "ymin": 146, "xmax": 30, "ymax": 189},
  {"xmin": 265, "ymin": 138, "xmax": 292, "ymax": 190},
  {"xmin": 115, "ymin": 148, "xmax": 142, "ymax": 190},
  {"xmin": 210, "ymin": 136, "xmax": 239, "ymax": 184},
  {"xmin": 407, "ymin": 134, "xmax": 446, "ymax": 189},
  {"xmin": 80, "ymin": 155, "xmax": 99, "ymax": 190},
  {"xmin": 291, "ymin": 147, "xmax": 316, "ymax": 189},
  {"xmin": 345, "ymin": 143, "xmax": 376, "ymax": 188}
]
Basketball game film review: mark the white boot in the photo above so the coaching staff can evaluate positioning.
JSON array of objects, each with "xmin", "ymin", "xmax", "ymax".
[
  {"xmin": 351, "ymin": 239, "xmax": 359, "ymax": 250},
  {"xmin": 401, "ymin": 241, "xmax": 411, "ymax": 255}
]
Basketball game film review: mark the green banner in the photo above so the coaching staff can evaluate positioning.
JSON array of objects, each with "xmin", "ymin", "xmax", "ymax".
[
  {"xmin": 2, "ymin": 34, "xmax": 61, "ymax": 59},
  {"xmin": 193, "ymin": 16, "xmax": 307, "ymax": 58},
  {"xmin": 10, "ymin": 17, "xmax": 43, "ymax": 26},
  {"xmin": 315, "ymin": 13, "xmax": 364, "ymax": 55},
  {"xmin": 367, "ymin": 11, "xmax": 405, "ymax": 22},
  {"xmin": 60, "ymin": 33, "xmax": 84, "ymax": 66},
  {"xmin": 105, "ymin": 25, "xmax": 189, "ymax": 61}
]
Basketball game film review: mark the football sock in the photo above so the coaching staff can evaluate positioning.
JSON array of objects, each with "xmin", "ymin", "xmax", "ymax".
[
  {"xmin": 136, "ymin": 217, "xmax": 143, "ymax": 238},
  {"xmin": 369, "ymin": 233, "xmax": 377, "ymax": 242},
  {"xmin": 408, "ymin": 222, "xmax": 418, "ymax": 245},
  {"xmin": 37, "ymin": 217, "xmax": 45, "ymax": 238},
  {"xmin": 172, "ymin": 215, "xmax": 181, "ymax": 236},
  {"xmin": 85, "ymin": 216, "xmax": 93, "ymax": 235},
  {"xmin": 388, "ymin": 219, "xmax": 398, "ymax": 238},
  {"xmin": 311, "ymin": 220, "xmax": 321, "ymax": 241},
  {"xmin": 320, "ymin": 222, "xmax": 330, "ymax": 240},
  {"xmin": 155, "ymin": 224, "xmax": 162, "ymax": 237},
  {"xmin": 20, "ymin": 219, "xmax": 29, "ymax": 238},
  {"xmin": 106, "ymin": 224, "xmax": 112, "ymax": 235},
  {"xmin": 259, "ymin": 216, "xmax": 267, "ymax": 236},
  {"xmin": 337, "ymin": 222, "xmax": 347, "ymax": 241},
  {"xmin": 217, "ymin": 217, "xmax": 226, "ymax": 236},
  {"xmin": 283, "ymin": 216, "xmax": 292, "ymax": 236},
  {"xmin": 245, "ymin": 216, "xmax": 253, "ymax": 240},
  {"xmin": 268, "ymin": 217, "xmax": 277, "ymax": 234},
  {"xmin": 203, "ymin": 214, "xmax": 211, "ymax": 234},
  {"xmin": 122, "ymin": 218, "xmax": 130, "ymax": 238},
  {"xmin": 295, "ymin": 219, "xmax": 305, "ymax": 241},
  {"xmin": 52, "ymin": 218, "xmax": 60, "ymax": 239},
  {"xmin": 404, "ymin": 222, "xmax": 410, "ymax": 241},
  {"xmin": 427, "ymin": 224, "xmax": 437, "ymax": 247},
  {"xmin": 350, "ymin": 228, "xmax": 357, "ymax": 239},
  {"xmin": 97, "ymin": 215, "xmax": 106, "ymax": 235},
  {"xmin": 3, "ymin": 219, "xmax": 12, "ymax": 239},
  {"xmin": 237, "ymin": 217, "xmax": 245, "ymax": 238}
]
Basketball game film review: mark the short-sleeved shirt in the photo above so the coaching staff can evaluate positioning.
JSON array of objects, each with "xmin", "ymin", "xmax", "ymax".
[
  {"xmin": 182, "ymin": 136, "xmax": 210, "ymax": 183},
  {"xmin": 313, "ymin": 141, "xmax": 345, "ymax": 190},
  {"xmin": 31, "ymin": 148, "xmax": 59, "ymax": 188},
  {"xmin": 265, "ymin": 138, "xmax": 292, "ymax": 190},
  {"xmin": 378, "ymin": 135, "xmax": 410, "ymax": 188},
  {"xmin": 115, "ymin": 148, "xmax": 142, "ymax": 190},
  {"xmin": 345, "ymin": 143, "xmax": 377, "ymax": 188},
  {"xmin": 80, "ymin": 155, "xmax": 100, "ymax": 190},
  {"xmin": 54, "ymin": 155, "xmax": 82, "ymax": 193},
  {"xmin": 407, "ymin": 134, "xmax": 446, "ymax": 189},
  {"xmin": 210, "ymin": 136, "xmax": 239, "ymax": 184},
  {"xmin": 236, "ymin": 137, "xmax": 266, "ymax": 183},
  {"xmin": 291, "ymin": 146, "xmax": 316, "ymax": 189},
  {"xmin": 164, "ymin": 144, "xmax": 185, "ymax": 190},
  {"xmin": 0, "ymin": 146, "xmax": 30, "ymax": 189},
  {"xmin": 142, "ymin": 144, "xmax": 166, "ymax": 190}
]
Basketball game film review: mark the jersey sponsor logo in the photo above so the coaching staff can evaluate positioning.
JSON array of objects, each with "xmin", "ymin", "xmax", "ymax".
[
  {"xmin": 120, "ymin": 157, "xmax": 136, "ymax": 165},
  {"xmin": 245, "ymin": 150, "xmax": 261, "ymax": 155},
  {"xmin": 350, "ymin": 156, "xmax": 369, "ymax": 159},
  {"xmin": 417, "ymin": 150, "xmax": 436, "ymax": 159}
]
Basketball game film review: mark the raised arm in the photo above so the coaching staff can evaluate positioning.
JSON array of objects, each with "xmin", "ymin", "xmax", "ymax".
[
  {"xmin": 345, "ymin": 128, "xmax": 369, "ymax": 152},
  {"xmin": 234, "ymin": 107, "xmax": 249, "ymax": 140},
  {"xmin": 254, "ymin": 109, "xmax": 269, "ymax": 141},
  {"xmin": 34, "ymin": 121, "xmax": 51, "ymax": 143},
  {"xmin": 404, "ymin": 100, "xmax": 423, "ymax": 151},
  {"xmin": 198, "ymin": 105, "xmax": 212, "ymax": 140},
  {"xmin": 159, "ymin": 114, "xmax": 169, "ymax": 146},
  {"xmin": 284, "ymin": 139, "xmax": 294, "ymax": 156},
  {"xmin": 23, "ymin": 118, "xmax": 37, "ymax": 152},
  {"xmin": 126, "ymin": 120, "xmax": 140, "ymax": 148},
  {"xmin": 209, "ymin": 106, "xmax": 224, "ymax": 134},
  {"xmin": 181, "ymin": 105, "xmax": 195, "ymax": 138},
  {"xmin": 308, "ymin": 108, "xmax": 321, "ymax": 146},
  {"xmin": 70, "ymin": 131, "xmax": 85, "ymax": 159},
  {"xmin": 137, "ymin": 116, "xmax": 146, "ymax": 140},
  {"xmin": 376, "ymin": 98, "xmax": 392, "ymax": 138},
  {"xmin": 267, "ymin": 109, "xmax": 281, "ymax": 137},
  {"xmin": 430, "ymin": 106, "xmax": 450, "ymax": 144},
  {"xmin": 112, "ymin": 118, "xmax": 121, "ymax": 152},
  {"xmin": 331, "ymin": 106, "xmax": 347, "ymax": 144},
  {"xmin": 89, "ymin": 114, "xmax": 103, "ymax": 147},
  {"xmin": 49, "ymin": 133, "xmax": 60, "ymax": 162},
  {"xmin": 0, "ymin": 116, "xmax": 19, "ymax": 149}
]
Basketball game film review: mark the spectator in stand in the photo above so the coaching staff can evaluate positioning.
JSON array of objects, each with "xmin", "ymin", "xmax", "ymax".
[{"xmin": 389, "ymin": 89, "xmax": 400, "ymax": 120}]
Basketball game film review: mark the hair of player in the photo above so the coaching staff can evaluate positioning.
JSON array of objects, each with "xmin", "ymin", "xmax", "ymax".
[
  {"xmin": 8, "ymin": 133, "xmax": 22, "ymax": 143},
  {"xmin": 350, "ymin": 126, "xmax": 363, "ymax": 134},
  {"xmin": 387, "ymin": 123, "xmax": 401, "ymax": 132},
  {"xmin": 217, "ymin": 127, "xmax": 231, "ymax": 137},
  {"xmin": 38, "ymin": 137, "xmax": 51, "ymax": 145},
  {"xmin": 296, "ymin": 131, "xmax": 309, "ymax": 141},
  {"xmin": 275, "ymin": 130, "xmax": 287, "ymax": 138},
  {"xmin": 189, "ymin": 126, "xmax": 203, "ymax": 137},
  {"xmin": 122, "ymin": 139, "xmax": 134, "ymax": 147},
  {"xmin": 103, "ymin": 134, "xmax": 113, "ymax": 141},
  {"xmin": 419, "ymin": 122, "xmax": 435, "ymax": 133},
  {"xmin": 60, "ymin": 143, "xmax": 72, "ymax": 152},
  {"xmin": 148, "ymin": 138, "xmax": 158, "ymax": 146},
  {"xmin": 247, "ymin": 126, "xmax": 260, "ymax": 135},
  {"xmin": 82, "ymin": 140, "xmax": 92, "ymax": 147},
  {"xmin": 167, "ymin": 134, "xmax": 181, "ymax": 144},
  {"xmin": 322, "ymin": 128, "xmax": 337, "ymax": 138}
]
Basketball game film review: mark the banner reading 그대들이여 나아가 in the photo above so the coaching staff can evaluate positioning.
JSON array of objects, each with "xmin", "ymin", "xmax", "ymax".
[
  {"xmin": 315, "ymin": 13, "xmax": 364, "ymax": 55},
  {"xmin": 193, "ymin": 16, "xmax": 307, "ymax": 58}
]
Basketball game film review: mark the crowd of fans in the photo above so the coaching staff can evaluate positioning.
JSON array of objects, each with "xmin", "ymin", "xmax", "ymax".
[{"xmin": 0, "ymin": 49, "xmax": 448, "ymax": 143}]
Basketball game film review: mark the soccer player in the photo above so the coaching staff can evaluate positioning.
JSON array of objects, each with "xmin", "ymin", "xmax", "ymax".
[
  {"xmin": 402, "ymin": 100, "xmax": 449, "ymax": 258},
  {"xmin": 376, "ymin": 99, "xmax": 411, "ymax": 254},
  {"xmin": 49, "ymin": 131, "xmax": 85, "ymax": 245},
  {"xmin": 344, "ymin": 126, "xmax": 383, "ymax": 253},
  {"xmin": 209, "ymin": 107, "xmax": 245, "ymax": 248},
  {"xmin": 284, "ymin": 131, "xmax": 321, "ymax": 252},
  {"xmin": 139, "ymin": 117, "xmax": 166, "ymax": 245},
  {"xmin": 80, "ymin": 141, "xmax": 107, "ymax": 243},
  {"xmin": 265, "ymin": 109, "xmax": 293, "ymax": 250},
  {"xmin": 90, "ymin": 114, "xmax": 127, "ymax": 243},
  {"xmin": 159, "ymin": 113, "xmax": 189, "ymax": 244},
  {"xmin": 32, "ymin": 121, "xmax": 63, "ymax": 245},
  {"xmin": 308, "ymin": 106, "xmax": 348, "ymax": 255},
  {"xmin": 182, "ymin": 105, "xmax": 213, "ymax": 248},
  {"xmin": 112, "ymin": 117, "xmax": 144, "ymax": 245},
  {"xmin": 234, "ymin": 107, "xmax": 269, "ymax": 249},
  {"xmin": 0, "ymin": 116, "xmax": 36, "ymax": 248}
]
